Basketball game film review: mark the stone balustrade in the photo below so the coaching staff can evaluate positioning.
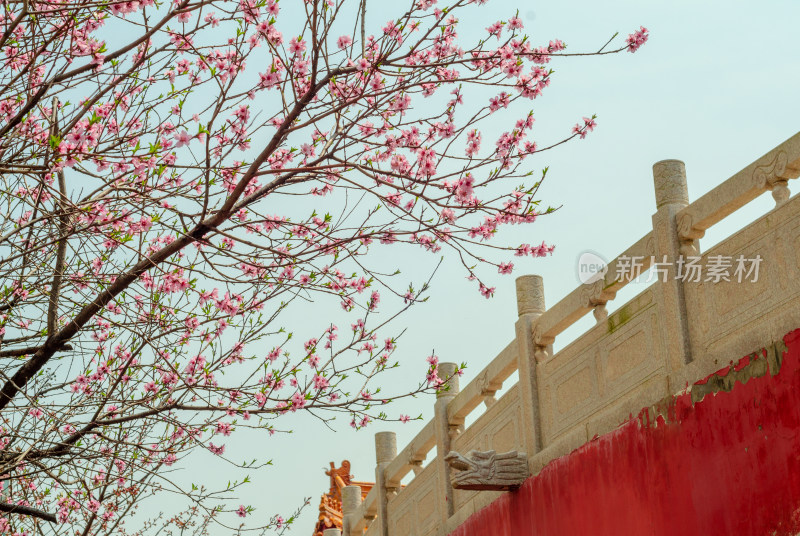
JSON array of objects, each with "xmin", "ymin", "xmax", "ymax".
[{"xmin": 345, "ymin": 132, "xmax": 800, "ymax": 536}]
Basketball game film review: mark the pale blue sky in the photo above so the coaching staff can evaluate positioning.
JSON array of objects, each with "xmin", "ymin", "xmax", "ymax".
[{"xmin": 159, "ymin": 0, "xmax": 800, "ymax": 532}]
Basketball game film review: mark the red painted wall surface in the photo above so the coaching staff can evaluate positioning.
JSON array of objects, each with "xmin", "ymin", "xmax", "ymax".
[{"xmin": 450, "ymin": 328, "xmax": 800, "ymax": 536}]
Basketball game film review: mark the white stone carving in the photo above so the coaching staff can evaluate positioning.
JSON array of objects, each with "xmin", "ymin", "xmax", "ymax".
[
  {"xmin": 772, "ymin": 179, "xmax": 791, "ymax": 207},
  {"xmin": 752, "ymin": 150, "xmax": 788, "ymax": 190},
  {"xmin": 444, "ymin": 450, "xmax": 528, "ymax": 491}
]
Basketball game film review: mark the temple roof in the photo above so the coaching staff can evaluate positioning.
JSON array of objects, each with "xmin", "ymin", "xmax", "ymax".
[{"xmin": 313, "ymin": 460, "xmax": 374, "ymax": 536}]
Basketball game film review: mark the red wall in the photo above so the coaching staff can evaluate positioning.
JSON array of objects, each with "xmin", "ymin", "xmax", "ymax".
[{"xmin": 450, "ymin": 328, "xmax": 800, "ymax": 536}]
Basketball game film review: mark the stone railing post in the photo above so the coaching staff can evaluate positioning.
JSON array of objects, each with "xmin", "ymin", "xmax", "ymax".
[
  {"xmin": 323, "ymin": 530, "xmax": 342, "ymax": 536},
  {"xmin": 374, "ymin": 431, "xmax": 396, "ymax": 536},
  {"xmin": 514, "ymin": 275, "xmax": 546, "ymax": 455},
  {"xmin": 651, "ymin": 160, "xmax": 694, "ymax": 375},
  {"xmin": 433, "ymin": 362, "xmax": 460, "ymax": 526},
  {"xmin": 341, "ymin": 485, "xmax": 362, "ymax": 536}
]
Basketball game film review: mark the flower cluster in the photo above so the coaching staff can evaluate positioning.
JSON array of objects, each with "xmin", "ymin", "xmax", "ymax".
[
  {"xmin": 626, "ymin": 26, "xmax": 649, "ymax": 53},
  {"xmin": 0, "ymin": 0, "xmax": 645, "ymax": 532}
]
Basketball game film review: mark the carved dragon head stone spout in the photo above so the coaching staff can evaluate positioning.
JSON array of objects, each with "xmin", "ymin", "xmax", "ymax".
[{"xmin": 444, "ymin": 449, "xmax": 529, "ymax": 491}]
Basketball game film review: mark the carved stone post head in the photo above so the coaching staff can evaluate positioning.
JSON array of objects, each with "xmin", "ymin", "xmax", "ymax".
[
  {"xmin": 341, "ymin": 485, "xmax": 362, "ymax": 515},
  {"xmin": 374, "ymin": 431, "xmax": 397, "ymax": 464},
  {"xmin": 652, "ymin": 159, "xmax": 689, "ymax": 208},
  {"xmin": 436, "ymin": 362, "xmax": 460, "ymax": 398},
  {"xmin": 515, "ymin": 274, "xmax": 545, "ymax": 317}
]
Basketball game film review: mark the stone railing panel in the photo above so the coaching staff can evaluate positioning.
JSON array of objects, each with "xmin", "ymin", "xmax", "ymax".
[
  {"xmin": 682, "ymin": 192, "xmax": 800, "ymax": 383},
  {"xmin": 538, "ymin": 285, "xmax": 663, "ymax": 447},
  {"xmin": 386, "ymin": 462, "xmax": 440, "ymax": 536},
  {"xmin": 451, "ymin": 384, "xmax": 524, "ymax": 458},
  {"xmin": 450, "ymin": 384, "xmax": 524, "ymax": 512}
]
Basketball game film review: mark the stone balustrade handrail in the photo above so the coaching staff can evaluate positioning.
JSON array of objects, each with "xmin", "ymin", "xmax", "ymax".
[
  {"xmin": 529, "ymin": 132, "xmax": 800, "ymax": 354},
  {"xmin": 354, "ymin": 486, "xmax": 378, "ymax": 531},
  {"xmin": 383, "ymin": 420, "xmax": 436, "ymax": 489},
  {"xmin": 446, "ymin": 232, "xmax": 657, "ymax": 427},
  {"xmin": 676, "ymin": 132, "xmax": 800, "ymax": 245},
  {"xmin": 533, "ymin": 233, "xmax": 654, "ymax": 350},
  {"xmin": 343, "ymin": 132, "xmax": 800, "ymax": 536},
  {"xmin": 363, "ymin": 486, "xmax": 378, "ymax": 517},
  {"xmin": 447, "ymin": 341, "xmax": 517, "ymax": 425}
]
